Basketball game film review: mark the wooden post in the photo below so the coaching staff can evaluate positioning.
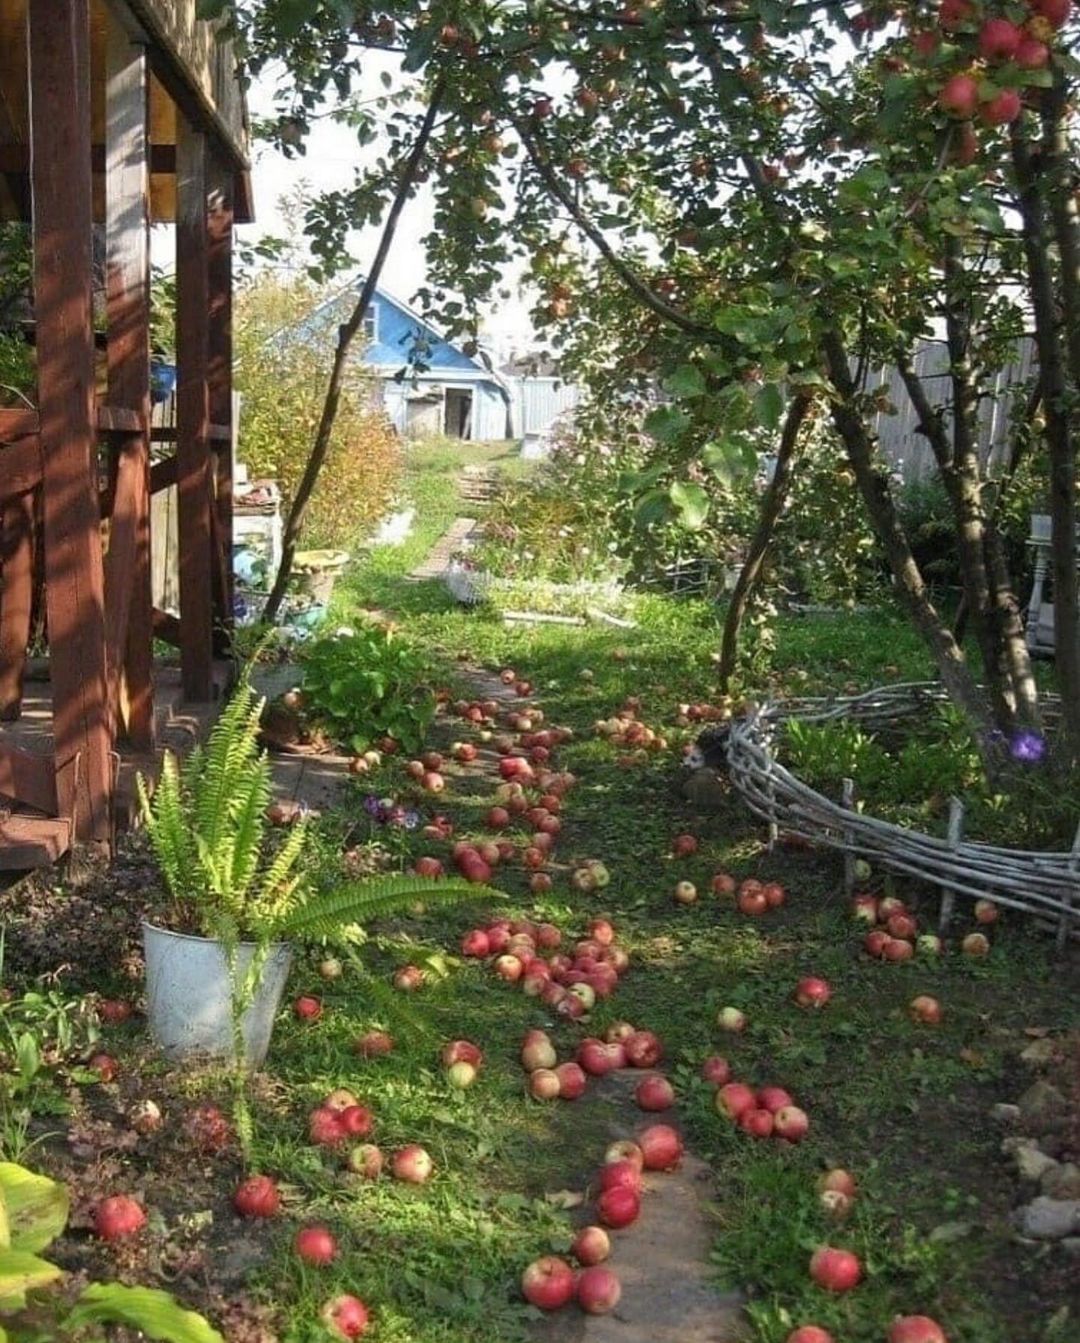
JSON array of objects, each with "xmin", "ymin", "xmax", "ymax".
[
  {"xmin": 175, "ymin": 120, "xmax": 213, "ymax": 701},
  {"xmin": 105, "ymin": 22, "xmax": 153, "ymax": 748},
  {"xmin": 841, "ymin": 777, "xmax": 856, "ymax": 897},
  {"xmin": 208, "ymin": 155, "xmax": 234, "ymax": 651},
  {"xmin": 938, "ymin": 797, "xmax": 964, "ymax": 933},
  {"xmin": 0, "ymin": 494, "xmax": 34, "ymax": 720},
  {"xmin": 27, "ymin": 0, "xmax": 113, "ymax": 843},
  {"xmin": 1058, "ymin": 820, "xmax": 1080, "ymax": 953}
]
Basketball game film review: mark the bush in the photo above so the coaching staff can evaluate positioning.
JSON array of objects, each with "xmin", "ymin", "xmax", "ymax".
[
  {"xmin": 300, "ymin": 626, "xmax": 436, "ymax": 754},
  {"xmin": 234, "ymin": 275, "xmax": 401, "ymax": 550}
]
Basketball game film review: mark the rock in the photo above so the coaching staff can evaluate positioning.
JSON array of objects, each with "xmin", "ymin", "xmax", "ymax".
[
  {"xmin": 1019, "ymin": 1038, "xmax": 1057, "ymax": 1066},
  {"xmin": 1014, "ymin": 1197, "xmax": 1080, "ymax": 1241},
  {"xmin": 1042, "ymin": 1163, "xmax": 1080, "ymax": 1200},
  {"xmin": 1017, "ymin": 1080, "xmax": 1068, "ymax": 1130},
  {"xmin": 1014, "ymin": 1143, "xmax": 1058, "ymax": 1183},
  {"xmin": 990, "ymin": 1103, "xmax": 1020, "ymax": 1125}
]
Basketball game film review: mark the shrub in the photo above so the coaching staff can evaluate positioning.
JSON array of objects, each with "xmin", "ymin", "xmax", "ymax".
[
  {"xmin": 300, "ymin": 626, "xmax": 436, "ymax": 754},
  {"xmin": 234, "ymin": 275, "xmax": 401, "ymax": 550}
]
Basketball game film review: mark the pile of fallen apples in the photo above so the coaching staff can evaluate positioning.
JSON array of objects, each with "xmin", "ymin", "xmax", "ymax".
[
  {"xmin": 519, "ymin": 1020, "xmax": 668, "ymax": 1103},
  {"xmin": 854, "ymin": 892, "xmax": 997, "ymax": 963},
  {"xmin": 520, "ymin": 1118, "xmax": 685, "ymax": 1315},
  {"xmin": 461, "ymin": 915, "xmax": 631, "ymax": 1019},
  {"xmin": 592, "ymin": 696, "xmax": 670, "ymax": 767}
]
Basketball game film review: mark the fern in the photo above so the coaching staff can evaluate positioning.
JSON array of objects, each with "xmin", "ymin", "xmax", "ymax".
[{"xmin": 275, "ymin": 875, "xmax": 502, "ymax": 940}]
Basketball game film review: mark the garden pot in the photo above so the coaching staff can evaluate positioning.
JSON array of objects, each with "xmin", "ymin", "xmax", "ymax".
[{"xmin": 141, "ymin": 922, "xmax": 293, "ymax": 1068}]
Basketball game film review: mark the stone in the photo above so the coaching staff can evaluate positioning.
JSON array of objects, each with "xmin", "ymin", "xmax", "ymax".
[
  {"xmin": 1014, "ymin": 1197, "xmax": 1080, "ymax": 1241},
  {"xmin": 1042, "ymin": 1163, "xmax": 1080, "ymax": 1200},
  {"xmin": 989, "ymin": 1103, "xmax": 1020, "ymax": 1124},
  {"xmin": 1019, "ymin": 1038, "xmax": 1057, "ymax": 1066},
  {"xmin": 1017, "ymin": 1080, "xmax": 1068, "ymax": 1130},
  {"xmin": 1014, "ymin": 1143, "xmax": 1058, "ymax": 1183}
]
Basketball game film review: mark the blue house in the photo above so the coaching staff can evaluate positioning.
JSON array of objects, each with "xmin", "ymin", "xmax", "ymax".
[{"xmin": 294, "ymin": 277, "xmax": 512, "ymax": 441}]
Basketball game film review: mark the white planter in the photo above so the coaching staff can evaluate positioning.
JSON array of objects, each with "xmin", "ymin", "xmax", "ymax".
[{"xmin": 141, "ymin": 922, "xmax": 292, "ymax": 1068}]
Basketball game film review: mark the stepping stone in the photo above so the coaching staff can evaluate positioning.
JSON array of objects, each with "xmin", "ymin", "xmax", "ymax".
[{"xmin": 408, "ymin": 517, "xmax": 479, "ymax": 581}]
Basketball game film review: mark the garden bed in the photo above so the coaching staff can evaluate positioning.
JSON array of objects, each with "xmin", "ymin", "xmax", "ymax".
[{"xmin": 727, "ymin": 683, "xmax": 1080, "ymax": 944}]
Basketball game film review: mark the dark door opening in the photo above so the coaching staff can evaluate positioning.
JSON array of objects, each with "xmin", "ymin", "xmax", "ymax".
[{"xmin": 444, "ymin": 388, "xmax": 473, "ymax": 439}]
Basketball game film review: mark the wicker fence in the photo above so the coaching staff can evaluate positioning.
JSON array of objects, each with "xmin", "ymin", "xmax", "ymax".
[{"xmin": 726, "ymin": 683, "xmax": 1080, "ymax": 947}]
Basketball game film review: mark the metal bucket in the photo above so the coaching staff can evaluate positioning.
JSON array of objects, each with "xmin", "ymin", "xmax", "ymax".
[{"xmin": 141, "ymin": 922, "xmax": 293, "ymax": 1068}]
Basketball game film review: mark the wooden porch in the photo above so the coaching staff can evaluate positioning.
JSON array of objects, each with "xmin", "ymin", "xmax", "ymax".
[{"xmin": 0, "ymin": 0, "xmax": 251, "ymax": 868}]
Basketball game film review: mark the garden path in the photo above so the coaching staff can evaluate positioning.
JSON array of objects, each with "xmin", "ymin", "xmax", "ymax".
[{"xmin": 408, "ymin": 515, "xmax": 479, "ymax": 581}]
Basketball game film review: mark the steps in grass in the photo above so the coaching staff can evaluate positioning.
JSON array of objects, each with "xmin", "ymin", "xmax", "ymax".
[
  {"xmin": 458, "ymin": 465, "xmax": 500, "ymax": 504},
  {"xmin": 408, "ymin": 516, "xmax": 480, "ymax": 581}
]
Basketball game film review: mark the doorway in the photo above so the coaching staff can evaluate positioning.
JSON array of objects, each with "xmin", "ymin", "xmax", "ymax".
[{"xmin": 444, "ymin": 388, "xmax": 473, "ymax": 439}]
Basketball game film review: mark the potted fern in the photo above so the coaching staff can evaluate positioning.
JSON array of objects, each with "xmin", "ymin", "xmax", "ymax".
[{"xmin": 138, "ymin": 676, "xmax": 496, "ymax": 1068}]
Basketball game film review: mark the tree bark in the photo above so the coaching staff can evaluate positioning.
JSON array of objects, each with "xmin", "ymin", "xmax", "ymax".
[
  {"xmin": 822, "ymin": 328, "xmax": 995, "ymax": 733},
  {"xmin": 263, "ymin": 85, "xmax": 446, "ymax": 623},
  {"xmin": 1011, "ymin": 125, "xmax": 1080, "ymax": 763},
  {"xmin": 717, "ymin": 394, "xmax": 812, "ymax": 692}
]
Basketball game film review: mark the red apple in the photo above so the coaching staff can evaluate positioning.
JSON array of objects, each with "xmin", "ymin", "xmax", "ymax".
[
  {"xmin": 624, "ymin": 1030, "xmax": 662, "ymax": 1068},
  {"xmin": 576, "ymin": 1264, "xmax": 622, "ymax": 1314},
  {"xmin": 864, "ymin": 929, "xmax": 890, "ymax": 958},
  {"xmin": 294, "ymin": 995, "xmax": 322, "ymax": 1021},
  {"xmin": 596, "ymin": 1185, "xmax": 640, "ymax": 1228},
  {"xmin": 908, "ymin": 994, "xmax": 942, "ymax": 1025},
  {"xmin": 672, "ymin": 833, "xmax": 698, "ymax": 856},
  {"xmin": 978, "ymin": 17, "xmax": 1022, "ymax": 59},
  {"xmin": 354, "ymin": 1030, "xmax": 394, "ymax": 1058},
  {"xmin": 774, "ymin": 1105, "xmax": 810, "ymax": 1142},
  {"xmin": 392, "ymin": 1144, "xmax": 433, "ymax": 1183},
  {"xmin": 974, "ymin": 898, "xmax": 999, "ymax": 924},
  {"xmin": 887, "ymin": 913, "xmax": 918, "ymax": 941},
  {"xmin": 321, "ymin": 1294, "xmax": 369, "ymax": 1339},
  {"xmin": 555, "ymin": 1062, "xmax": 587, "ymax": 1100},
  {"xmin": 882, "ymin": 937, "xmax": 914, "ymax": 962},
  {"xmin": 1030, "ymin": 0, "xmax": 1072, "ymax": 28},
  {"xmin": 521, "ymin": 1255, "xmax": 576, "ymax": 1311},
  {"xmin": 598, "ymin": 1159, "xmax": 643, "ymax": 1195},
  {"xmin": 346, "ymin": 1143, "xmax": 384, "ymax": 1179},
  {"xmin": 794, "ymin": 977, "xmax": 832, "ymax": 1009},
  {"xmin": 571, "ymin": 1225, "xmax": 611, "ymax": 1266},
  {"xmin": 494, "ymin": 954, "xmax": 525, "ymax": 982},
  {"xmin": 938, "ymin": 73, "xmax": 979, "ymax": 118},
  {"xmin": 809, "ymin": 1246, "xmax": 862, "ymax": 1292},
  {"xmin": 888, "ymin": 1317, "xmax": 948, "ymax": 1343},
  {"xmin": 93, "ymin": 1195, "xmax": 146, "ymax": 1241},
  {"xmin": 757, "ymin": 1086, "xmax": 794, "ymax": 1114},
  {"xmin": 295, "ymin": 1224, "xmax": 338, "ymax": 1265},
  {"xmin": 635, "ymin": 1075, "xmax": 675, "ymax": 1111},
  {"xmin": 460, "ymin": 929, "xmax": 490, "ymax": 958},
  {"xmin": 309, "ymin": 1106, "xmax": 346, "ymax": 1147},
  {"xmin": 393, "ymin": 965, "xmax": 425, "ymax": 991},
  {"xmin": 786, "ymin": 1330, "xmax": 835, "ymax": 1343},
  {"xmin": 712, "ymin": 872, "xmax": 737, "ymax": 896},
  {"xmin": 717, "ymin": 1082, "xmax": 757, "ymax": 1120},
  {"xmin": 938, "ymin": 0, "xmax": 975, "ymax": 29},
  {"xmin": 233, "ymin": 1174, "xmax": 280, "ymax": 1218},
  {"xmin": 979, "ymin": 88, "xmax": 1022, "ymax": 126},
  {"xmin": 529, "ymin": 1068, "xmax": 561, "ymax": 1100},
  {"xmin": 637, "ymin": 1123, "xmax": 683, "ymax": 1170},
  {"xmin": 738, "ymin": 888, "xmax": 768, "ymax": 916},
  {"xmin": 701, "ymin": 1056, "xmax": 731, "ymax": 1085},
  {"xmin": 819, "ymin": 1169, "xmax": 858, "ymax": 1199},
  {"xmin": 962, "ymin": 931, "xmax": 990, "ymax": 957}
]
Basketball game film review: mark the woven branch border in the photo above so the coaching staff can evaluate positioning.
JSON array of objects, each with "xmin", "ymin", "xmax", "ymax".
[{"xmin": 726, "ymin": 683, "xmax": 1080, "ymax": 946}]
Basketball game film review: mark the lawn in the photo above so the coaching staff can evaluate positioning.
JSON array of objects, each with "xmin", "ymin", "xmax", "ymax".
[{"xmin": 3, "ymin": 437, "xmax": 1077, "ymax": 1343}]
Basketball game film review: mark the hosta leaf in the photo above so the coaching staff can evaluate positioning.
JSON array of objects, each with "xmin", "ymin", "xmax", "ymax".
[
  {"xmin": 0, "ymin": 1250, "xmax": 62, "ymax": 1308},
  {"xmin": 68, "ymin": 1284, "xmax": 225, "ymax": 1343},
  {"xmin": 0, "ymin": 1164, "xmax": 68, "ymax": 1253}
]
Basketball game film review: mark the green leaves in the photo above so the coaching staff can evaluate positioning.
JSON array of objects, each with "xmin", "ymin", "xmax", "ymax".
[
  {"xmin": 0, "ymin": 1164, "xmax": 68, "ymax": 1254},
  {"xmin": 662, "ymin": 365, "xmax": 707, "ymax": 399},
  {"xmin": 0, "ymin": 1250, "xmax": 62, "ymax": 1312},
  {"xmin": 67, "ymin": 1285, "xmax": 225, "ymax": 1343},
  {"xmin": 754, "ymin": 383, "xmax": 784, "ymax": 431},
  {"xmin": 643, "ymin": 405, "xmax": 691, "ymax": 443},
  {"xmin": 668, "ymin": 481, "xmax": 709, "ymax": 531}
]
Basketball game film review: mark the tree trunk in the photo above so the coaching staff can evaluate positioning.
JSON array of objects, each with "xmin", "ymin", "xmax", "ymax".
[
  {"xmin": 263, "ymin": 86, "xmax": 445, "ymax": 623},
  {"xmin": 822, "ymin": 328, "xmax": 994, "ymax": 733},
  {"xmin": 1011, "ymin": 126, "xmax": 1080, "ymax": 763},
  {"xmin": 717, "ymin": 394, "xmax": 812, "ymax": 693}
]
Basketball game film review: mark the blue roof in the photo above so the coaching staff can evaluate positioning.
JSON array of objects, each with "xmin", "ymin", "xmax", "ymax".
[{"xmin": 289, "ymin": 277, "xmax": 496, "ymax": 380}]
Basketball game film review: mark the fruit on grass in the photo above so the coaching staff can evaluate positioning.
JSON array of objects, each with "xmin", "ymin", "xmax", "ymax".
[
  {"xmin": 571, "ymin": 1225, "xmax": 611, "ymax": 1266},
  {"xmin": 577, "ymin": 1039, "xmax": 618, "ymax": 1076},
  {"xmin": 716, "ymin": 1082, "xmax": 756, "ymax": 1121},
  {"xmin": 786, "ymin": 1329, "xmax": 835, "ymax": 1343},
  {"xmin": 763, "ymin": 882, "xmax": 786, "ymax": 908},
  {"xmin": 523, "ymin": 1036, "xmax": 558, "ymax": 1071},
  {"xmin": 674, "ymin": 880, "xmax": 698, "ymax": 905},
  {"xmin": 599, "ymin": 1159, "xmax": 643, "ymax": 1195},
  {"xmin": 974, "ymin": 899, "xmax": 999, "ymax": 924},
  {"xmin": 961, "ymin": 931, "xmax": 990, "ymax": 957},
  {"xmin": 414, "ymin": 856, "xmax": 445, "ymax": 879},
  {"xmin": 908, "ymin": 994, "xmax": 942, "ymax": 1024},
  {"xmin": 635, "ymin": 1075, "xmax": 675, "ymax": 1111},
  {"xmin": 441, "ymin": 1040, "xmax": 483, "ymax": 1069},
  {"xmin": 605, "ymin": 1140, "xmax": 644, "ymax": 1170},
  {"xmin": 447, "ymin": 1061, "xmax": 477, "ymax": 1089},
  {"xmin": 233, "ymin": 1174, "xmax": 280, "ymax": 1218},
  {"xmin": 97, "ymin": 999, "xmax": 131, "ymax": 1025},
  {"xmin": 555, "ymin": 1062, "xmax": 587, "ymax": 1099},
  {"xmin": 809, "ymin": 1246, "xmax": 862, "ymax": 1292},
  {"xmin": 624, "ymin": 1030, "xmax": 662, "ymax": 1067},
  {"xmin": 672, "ymin": 833, "xmax": 698, "ymax": 856},
  {"xmin": 393, "ymin": 965, "xmax": 425, "ymax": 991},
  {"xmin": 310, "ymin": 1106, "xmax": 346, "ymax": 1147},
  {"xmin": 717, "ymin": 1006, "xmax": 747, "ymax": 1032},
  {"xmin": 319, "ymin": 957, "xmax": 343, "ymax": 980},
  {"xmin": 354, "ymin": 1030, "xmax": 393, "ymax": 1058},
  {"xmin": 887, "ymin": 913, "xmax": 917, "ymax": 940},
  {"xmin": 530, "ymin": 1069, "xmax": 561, "ymax": 1100},
  {"xmin": 597, "ymin": 1185, "xmax": 640, "ymax": 1228},
  {"xmin": 888, "ymin": 1317, "xmax": 948, "ymax": 1343},
  {"xmin": 494, "ymin": 954, "xmax": 525, "ymax": 982},
  {"xmin": 460, "ymin": 929, "xmax": 490, "ymax": 958},
  {"xmin": 864, "ymin": 929, "xmax": 890, "ymax": 958},
  {"xmin": 184, "ymin": 1104, "xmax": 231, "ymax": 1153},
  {"xmin": 712, "ymin": 872, "xmax": 737, "ymax": 896},
  {"xmin": 775, "ymin": 1105, "xmax": 810, "ymax": 1142},
  {"xmin": 94, "ymin": 1195, "xmax": 146, "ymax": 1240},
  {"xmin": 638, "ymin": 1123, "xmax": 683, "ymax": 1170},
  {"xmin": 295, "ymin": 1224, "xmax": 338, "ymax": 1265},
  {"xmin": 321, "ymin": 1294, "xmax": 370, "ymax": 1339},
  {"xmin": 605, "ymin": 1021, "xmax": 636, "ymax": 1044},
  {"xmin": 392, "ymin": 1144, "xmax": 433, "ymax": 1183},
  {"xmin": 917, "ymin": 934, "xmax": 943, "ymax": 956},
  {"xmin": 576, "ymin": 1265, "xmax": 622, "ymax": 1314},
  {"xmin": 852, "ymin": 894, "xmax": 878, "ymax": 923},
  {"xmin": 346, "ymin": 1144, "xmax": 384, "ymax": 1179},
  {"xmin": 757, "ymin": 1086, "xmax": 794, "ymax": 1114},
  {"xmin": 738, "ymin": 886, "xmax": 768, "ymax": 916},
  {"xmin": 89, "ymin": 1053, "xmax": 119, "ymax": 1083},
  {"xmin": 521, "ymin": 1255, "xmax": 577, "ymax": 1310},
  {"xmin": 338, "ymin": 1105, "xmax": 374, "ymax": 1137},
  {"xmin": 820, "ymin": 1189, "xmax": 853, "ymax": 1219},
  {"xmin": 819, "ymin": 1169, "xmax": 857, "ymax": 1199},
  {"xmin": 701, "ymin": 1056, "xmax": 731, "ymax": 1085},
  {"xmin": 294, "ymin": 995, "xmax": 322, "ymax": 1021},
  {"xmin": 740, "ymin": 1107, "xmax": 774, "ymax": 1138},
  {"xmin": 794, "ymin": 977, "xmax": 832, "ymax": 1008},
  {"xmin": 882, "ymin": 937, "xmax": 914, "ymax": 962}
]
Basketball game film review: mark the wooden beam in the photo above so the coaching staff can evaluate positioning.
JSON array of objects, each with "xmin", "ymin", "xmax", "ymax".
[
  {"xmin": 0, "ymin": 144, "xmax": 178, "ymax": 176},
  {"xmin": 0, "ymin": 494, "xmax": 34, "ymax": 719},
  {"xmin": 175, "ymin": 119, "xmax": 213, "ymax": 701},
  {"xmin": 0, "ymin": 410, "xmax": 39, "ymax": 443},
  {"xmin": 208, "ymin": 154, "xmax": 234, "ymax": 648},
  {"xmin": 0, "ymin": 742, "xmax": 57, "ymax": 814},
  {"xmin": 95, "ymin": 406, "xmax": 143, "ymax": 433},
  {"xmin": 150, "ymin": 454, "xmax": 177, "ymax": 494},
  {"xmin": 0, "ymin": 436, "xmax": 43, "ymax": 498},
  {"xmin": 105, "ymin": 22, "xmax": 153, "ymax": 749},
  {"xmin": 151, "ymin": 607, "xmax": 181, "ymax": 645},
  {"xmin": 28, "ymin": 0, "xmax": 113, "ymax": 844}
]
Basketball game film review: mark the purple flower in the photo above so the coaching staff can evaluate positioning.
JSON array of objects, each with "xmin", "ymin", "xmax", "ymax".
[
  {"xmin": 1009, "ymin": 729, "xmax": 1046, "ymax": 765},
  {"xmin": 362, "ymin": 794, "xmax": 382, "ymax": 817}
]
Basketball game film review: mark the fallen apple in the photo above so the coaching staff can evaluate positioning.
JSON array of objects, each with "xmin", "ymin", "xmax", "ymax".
[
  {"xmin": 638, "ymin": 1123, "xmax": 683, "ymax": 1170},
  {"xmin": 794, "ymin": 977, "xmax": 832, "ymax": 1009},
  {"xmin": 809, "ymin": 1245, "xmax": 862, "ymax": 1292},
  {"xmin": 576, "ymin": 1265, "xmax": 622, "ymax": 1315},
  {"xmin": 392, "ymin": 1144, "xmax": 433, "ymax": 1183},
  {"xmin": 717, "ymin": 1006, "xmax": 747, "ymax": 1032},
  {"xmin": 908, "ymin": 994, "xmax": 942, "ymax": 1025},
  {"xmin": 521, "ymin": 1255, "xmax": 576, "ymax": 1311},
  {"xmin": 571, "ymin": 1224, "xmax": 611, "ymax": 1266},
  {"xmin": 887, "ymin": 1317, "xmax": 948, "ymax": 1343}
]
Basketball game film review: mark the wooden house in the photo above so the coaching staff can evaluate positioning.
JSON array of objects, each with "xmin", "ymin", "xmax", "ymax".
[{"xmin": 0, "ymin": 0, "xmax": 251, "ymax": 867}]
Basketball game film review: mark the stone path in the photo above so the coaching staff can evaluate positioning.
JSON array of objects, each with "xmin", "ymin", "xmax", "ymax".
[{"xmin": 407, "ymin": 515, "xmax": 478, "ymax": 581}]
